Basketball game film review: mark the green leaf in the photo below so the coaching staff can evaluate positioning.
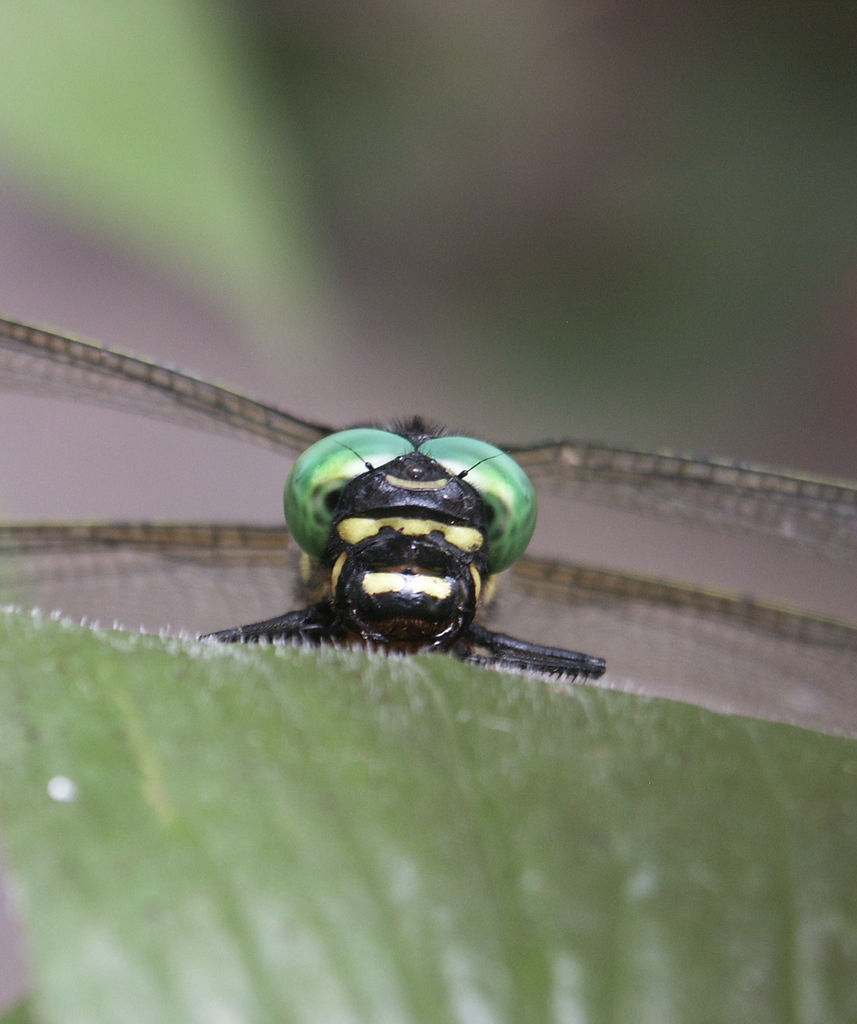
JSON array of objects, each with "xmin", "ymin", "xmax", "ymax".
[{"xmin": 0, "ymin": 610, "xmax": 856, "ymax": 1023}]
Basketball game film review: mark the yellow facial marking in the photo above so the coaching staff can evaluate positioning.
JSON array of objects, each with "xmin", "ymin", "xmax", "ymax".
[
  {"xmin": 338, "ymin": 516, "xmax": 483, "ymax": 553},
  {"xmin": 330, "ymin": 551, "xmax": 347, "ymax": 594},
  {"xmin": 469, "ymin": 564, "xmax": 482, "ymax": 603},
  {"xmin": 384, "ymin": 474, "xmax": 449, "ymax": 490},
  {"xmin": 299, "ymin": 551, "xmax": 314, "ymax": 584},
  {"xmin": 361, "ymin": 572, "xmax": 453, "ymax": 600}
]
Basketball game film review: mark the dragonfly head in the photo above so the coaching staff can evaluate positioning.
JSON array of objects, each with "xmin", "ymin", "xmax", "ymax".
[{"xmin": 284, "ymin": 426, "xmax": 537, "ymax": 649}]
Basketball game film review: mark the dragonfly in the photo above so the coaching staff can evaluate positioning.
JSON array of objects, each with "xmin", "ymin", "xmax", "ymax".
[{"xmin": 1, "ymin": 315, "xmax": 856, "ymax": 736}]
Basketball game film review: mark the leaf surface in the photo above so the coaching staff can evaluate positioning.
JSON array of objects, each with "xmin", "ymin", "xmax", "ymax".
[{"xmin": 0, "ymin": 612, "xmax": 855, "ymax": 1023}]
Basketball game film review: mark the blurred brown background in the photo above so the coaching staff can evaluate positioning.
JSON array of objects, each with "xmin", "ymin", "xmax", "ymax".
[{"xmin": 0, "ymin": 0, "xmax": 856, "ymax": 616}]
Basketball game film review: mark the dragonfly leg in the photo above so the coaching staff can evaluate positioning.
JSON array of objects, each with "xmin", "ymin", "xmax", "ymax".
[
  {"xmin": 200, "ymin": 603, "xmax": 335, "ymax": 644},
  {"xmin": 201, "ymin": 604, "xmax": 606, "ymax": 681},
  {"xmin": 458, "ymin": 622, "xmax": 606, "ymax": 680}
]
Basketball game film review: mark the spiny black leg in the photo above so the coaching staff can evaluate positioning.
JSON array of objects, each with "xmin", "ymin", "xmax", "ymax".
[
  {"xmin": 460, "ymin": 622, "xmax": 606, "ymax": 680},
  {"xmin": 202, "ymin": 607, "xmax": 606, "ymax": 680},
  {"xmin": 201, "ymin": 603, "xmax": 335, "ymax": 644}
]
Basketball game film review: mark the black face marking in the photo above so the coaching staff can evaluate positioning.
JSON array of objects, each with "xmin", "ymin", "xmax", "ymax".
[{"xmin": 341, "ymin": 451, "xmax": 480, "ymax": 521}]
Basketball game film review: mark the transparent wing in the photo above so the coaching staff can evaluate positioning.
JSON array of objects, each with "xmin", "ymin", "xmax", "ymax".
[
  {"xmin": 0, "ymin": 524, "xmax": 299, "ymax": 637},
  {"xmin": 495, "ymin": 557, "xmax": 857, "ymax": 737},
  {"xmin": 2, "ymin": 317, "xmax": 856, "ymax": 733},
  {"xmin": 2, "ymin": 314, "xmax": 856, "ymax": 555},
  {"xmin": 0, "ymin": 316, "xmax": 330, "ymax": 457},
  {"xmin": 1, "ymin": 523, "xmax": 855, "ymax": 737},
  {"xmin": 510, "ymin": 441, "xmax": 857, "ymax": 562}
]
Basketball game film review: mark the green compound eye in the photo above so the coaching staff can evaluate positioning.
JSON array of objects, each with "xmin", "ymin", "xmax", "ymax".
[
  {"xmin": 419, "ymin": 436, "xmax": 536, "ymax": 574},
  {"xmin": 285, "ymin": 428, "xmax": 415, "ymax": 556}
]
